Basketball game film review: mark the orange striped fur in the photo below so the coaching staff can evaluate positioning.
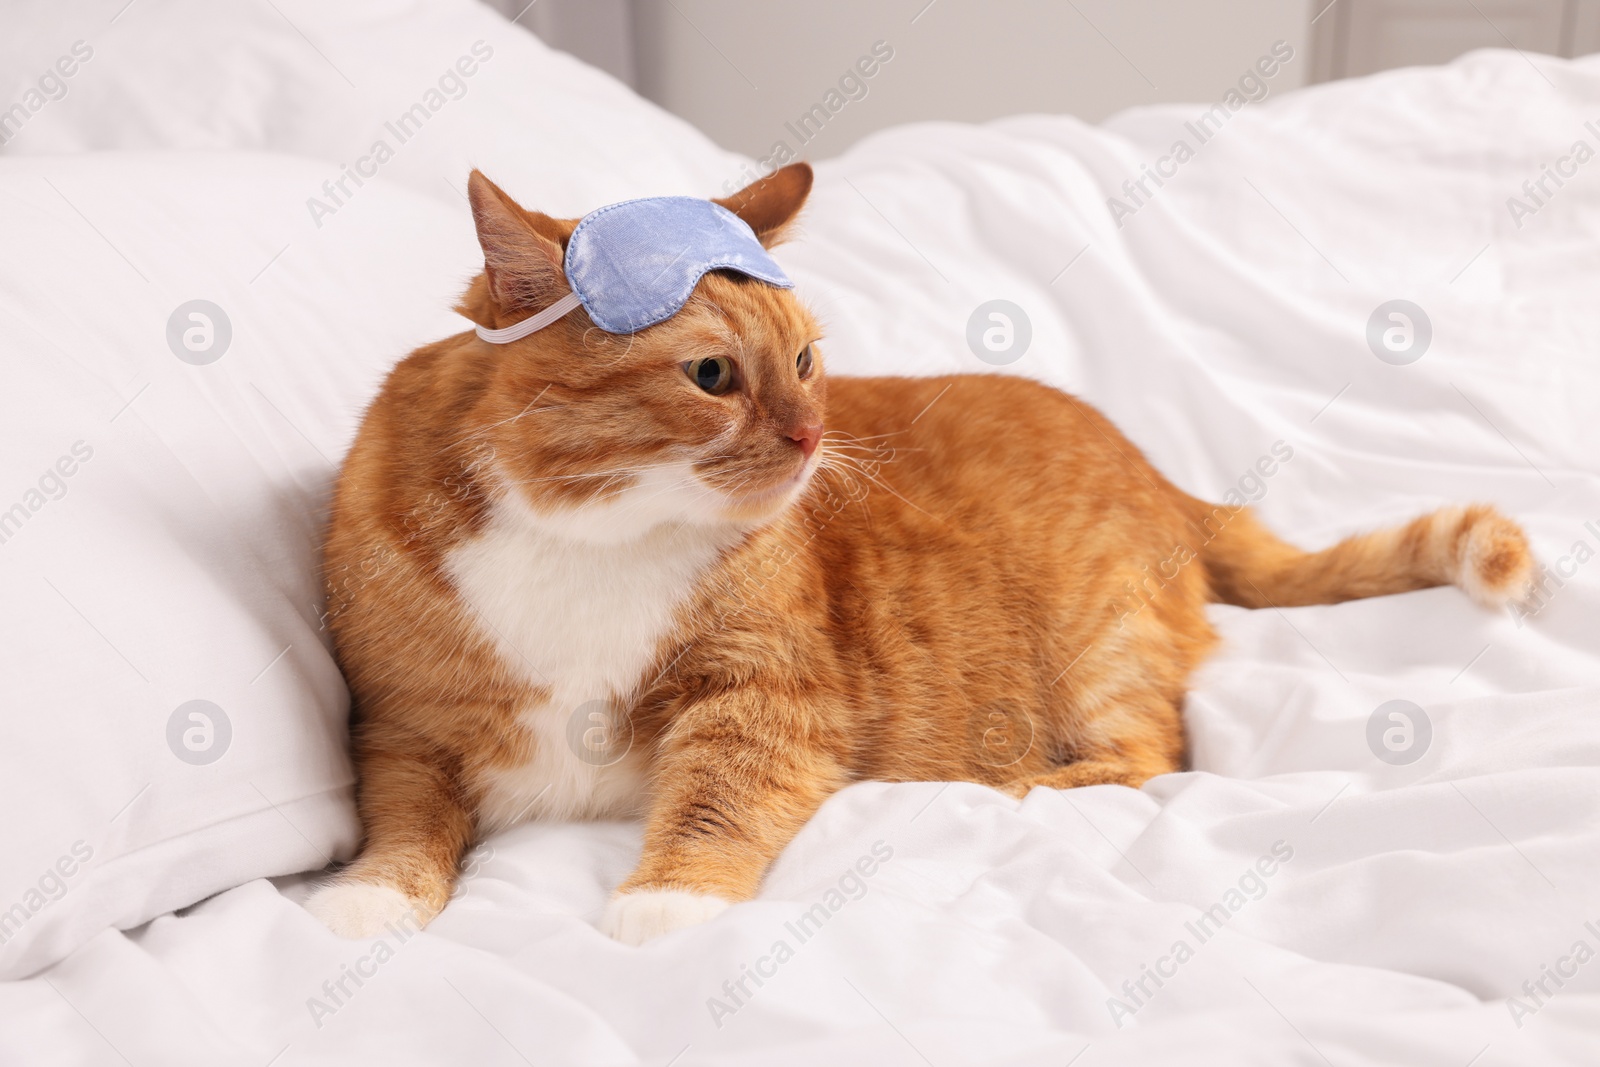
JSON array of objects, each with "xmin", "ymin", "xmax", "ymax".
[{"xmin": 304, "ymin": 164, "xmax": 1534, "ymax": 943}]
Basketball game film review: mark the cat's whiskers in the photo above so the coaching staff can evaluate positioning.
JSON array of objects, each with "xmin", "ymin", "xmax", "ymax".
[
  {"xmin": 822, "ymin": 429, "xmax": 908, "ymax": 444},
  {"xmin": 814, "ymin": 447, "xmax": 872, "ymax": 481},
  {"xmin": 847, "ymin": 465, "xmax": 944, "ymax": 523},
  {"xmin": 818, "ymin": 431, "xmax": 912, "ymax": 464},
  {"xmin": 811, "ymin": 446, "xmax": 941, "ymax": 522}
]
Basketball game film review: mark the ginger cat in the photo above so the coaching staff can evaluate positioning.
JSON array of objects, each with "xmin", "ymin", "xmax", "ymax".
[{"xmin": 305, "ymin": 163, "xmax": 1533, "ymax": 944}]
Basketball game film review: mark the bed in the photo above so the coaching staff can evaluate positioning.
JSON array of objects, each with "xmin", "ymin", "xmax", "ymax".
[{"xmin": 3, "ymin": 1, "xmax": 1598, "ymax": 1063}]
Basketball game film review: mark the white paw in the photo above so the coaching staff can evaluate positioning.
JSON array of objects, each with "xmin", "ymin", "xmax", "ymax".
[
  {"xmin": 600, "ymin": 889, "xmax": 730, "ymax": 945},
  {"xmin": 304, "ymin": 881, "xmax": 422, "ymax": 939}
]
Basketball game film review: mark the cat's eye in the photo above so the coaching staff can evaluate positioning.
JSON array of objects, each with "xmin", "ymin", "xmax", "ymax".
[
  {"xmin": 684, "ymin": 356, "xmax": 736, "ymax": 395},
  {"xmin": 796, "ymin": 343, "xmax": 815, "ymax": 379}
]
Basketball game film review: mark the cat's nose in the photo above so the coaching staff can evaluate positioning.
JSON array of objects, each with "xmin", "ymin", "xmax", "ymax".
[{"xmin": 787, "ymin": 423, "xmax": 822, "ymax": 458}]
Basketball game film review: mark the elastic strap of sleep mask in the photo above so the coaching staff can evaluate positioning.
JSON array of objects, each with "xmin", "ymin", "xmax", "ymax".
[{"xmin": 473, "ymin": 291, "xmax": 583, "ymax": 344}]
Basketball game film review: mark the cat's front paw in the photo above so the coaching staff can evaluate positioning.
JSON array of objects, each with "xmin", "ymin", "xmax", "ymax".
[
  {"xmin": 304, "ymin": 881, "xmax": 424, "ymax": 939},
  {"xmin": 600, "ymin": 888, "xmax": 730, "ymax": 945}
]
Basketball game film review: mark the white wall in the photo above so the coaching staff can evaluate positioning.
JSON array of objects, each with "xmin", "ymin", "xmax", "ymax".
[
  {"xmin": 630, "ymin": 0, "xmax": 1315, "ymax": 160},
  {"xmin": 494, "ymin": 0, "xmax": 1600, "ymax": 164},
  {"xmin": 480, "ymin": 0, "xmax": 639, "ymax": 86}
]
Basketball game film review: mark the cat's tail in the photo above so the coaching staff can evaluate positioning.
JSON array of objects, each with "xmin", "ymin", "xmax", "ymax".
[{"xmin": 1190, "ymin": 500, "xmax": 1534, "ymax": 610}]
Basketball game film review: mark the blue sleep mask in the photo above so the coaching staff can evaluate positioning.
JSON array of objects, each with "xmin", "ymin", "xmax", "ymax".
[{"xmin": 474, "ymin": 196, "xmax": 793, "ymax": 343}]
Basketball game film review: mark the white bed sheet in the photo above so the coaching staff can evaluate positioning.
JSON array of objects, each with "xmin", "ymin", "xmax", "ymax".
[{"xmin": 3, "ymin": 5, "xmax": 1599, "ymax": 1063}]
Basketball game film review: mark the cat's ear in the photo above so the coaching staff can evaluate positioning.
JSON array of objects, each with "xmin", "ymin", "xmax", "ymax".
[
  {"xmin": 714, "ymin": 162, "xmax": 813, "ymax": 249},
  {"xmin": 466, "ymin": 170, "xmax": 571, "ymax": 311}
]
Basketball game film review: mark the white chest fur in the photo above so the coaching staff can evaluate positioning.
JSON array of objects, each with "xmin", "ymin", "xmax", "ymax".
[{"xmin": 443, "ymin": 471, "xmax": 736, "ymax": 830}]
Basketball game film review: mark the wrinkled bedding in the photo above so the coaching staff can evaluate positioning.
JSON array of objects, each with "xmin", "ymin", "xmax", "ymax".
[{"xmin": 3, "ymin": 1, "xmax": 1599, "ymax": 1062}]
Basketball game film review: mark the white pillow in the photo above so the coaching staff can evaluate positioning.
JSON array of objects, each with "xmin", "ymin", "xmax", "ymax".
[
  {"xmin": 0, "ymin": 149, "xmax": 481, "ymax": 978},
  {"xmin": 0, "ymin": 0, "xmax": 747, "ymax": 215}
]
